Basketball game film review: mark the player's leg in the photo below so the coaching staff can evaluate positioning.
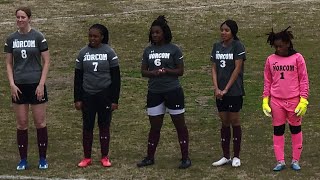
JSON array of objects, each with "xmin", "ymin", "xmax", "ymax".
[
  {"xmin": 212, "ymin": 98, "xmax": 232, "ymax": 166},
  {"xmin": 137, "ymin": 91, "xmax": 165, "ymax": 167},
  {"xmin": 78, "ymin": 92, "xmax": 97, "ymax": 167},
  {"xmin": 167, "ymin": 87, "xmax": 191, "ymax": 169},
  {"xmin": 270, "ymin": 97, "xmax": 287, "ymax": 171},
  {"xmin": 229, "ymin": 96, "xmax": 243, "ymax": 167},
  {"xmin": 31, "ymin": 83, "xmax": 49, "ymax": 169},
  {"xmin": 287, "ymin": 97, "xmax": 303, "ymax": 170},
  {"xmin": 14, "ymin": 103, "xmax": 29, "ymax": 170},
  {"xmin": 97, "ymin": 89, "xmax": 112, "ymax": 167}
]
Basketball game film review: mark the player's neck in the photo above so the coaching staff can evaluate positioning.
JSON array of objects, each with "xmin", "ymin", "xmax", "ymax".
[
  {"xmin": 18, "ymin": 26, "xmax": 31, "ymax": 34},
  {"xmin": 222, "ymin": 39, "xmax": 233, "ymax": 47}
]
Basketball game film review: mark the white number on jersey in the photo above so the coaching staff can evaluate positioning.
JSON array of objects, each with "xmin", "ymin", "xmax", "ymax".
[
  {"xmin": 220, "ymin": 60, "xmax": 226, "ymax": 68},
  {"xmin": 154, "ymin": 59, "xmax": 161, "ymax": 66},
  {"xmin": 92, "ymin": 62, "xmax": 98, "ymax": 71},
  {"xmin": 21, "ymin": 50, "xmax": 27, "ymax": 59}
]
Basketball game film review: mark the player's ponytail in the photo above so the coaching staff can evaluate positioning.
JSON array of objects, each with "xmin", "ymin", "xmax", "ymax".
[{"xmin": 89, "ymin": 24, "xmax": 109, "ymax": 44}]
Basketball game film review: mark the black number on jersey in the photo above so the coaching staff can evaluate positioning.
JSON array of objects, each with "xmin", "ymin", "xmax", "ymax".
[{"xmin": 280, "ymin": 72, "xmax": 284, "ymax": 79}]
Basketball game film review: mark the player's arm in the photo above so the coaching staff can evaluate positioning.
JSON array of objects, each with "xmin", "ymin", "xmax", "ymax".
[
  {"xmin": 262, "ymin": 58, "xmax": 272, "ymax": 117},
  {"xmin": 211, "ymin": 62, "xmax": 222, "ymax": 99},
  {"xmin": 110, "ymin": 65, "xmax": 121, "ymax": 110},
  {"xmin": 162, "ymin": 63, "xmax": 184, "ymax": 76},
  {"xmin": 74, "ymin": 68, "xmax": 83, "ymax": 110},
  {"xmin": 141, "ymin": 63, "xmax": 160, "ymax": 77},
  {"xmin": 6, "ymin": 53, "xmax": 21, "ymax": 101},
  {"xmin": 221, "ymin": 59, "xmax": 243, "ymax": 95},
  {"xmin": 35, "ymin": 50, "xmax": 50, "ymax": 100}
]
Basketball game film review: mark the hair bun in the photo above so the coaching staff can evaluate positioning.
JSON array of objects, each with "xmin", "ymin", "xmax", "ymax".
[{"xmin": 156, "ymin": 15, "xmax": 167, "ymax": 24}]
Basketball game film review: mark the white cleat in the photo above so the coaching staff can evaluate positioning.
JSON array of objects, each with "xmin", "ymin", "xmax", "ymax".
[
  {"xmin": 232, "ymin": 157, "xmax": 241, "ymax": 167},
  {"xmin": 212, "ymin": 157, "xmax": 231, "ymax": 166}
]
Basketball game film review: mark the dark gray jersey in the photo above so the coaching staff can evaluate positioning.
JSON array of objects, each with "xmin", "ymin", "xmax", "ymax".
[
  {"xmin": 75, "ymin": 44, "xmax": 119, "ymax": 94},
  {"xmin": 211, "ymin": 40, "xmax": 246, "ymax": 96},
  {"xmin": 4, "ymin": 29, "xmax": 48, "ymax": 84},
  {"xmin": 142, "ymin": 43, "xmax": 183, "ymax": 93}
]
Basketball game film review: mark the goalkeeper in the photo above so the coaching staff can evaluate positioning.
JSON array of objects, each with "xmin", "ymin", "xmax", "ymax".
[{"xmin": 262, "ymin": 27, "xmax": 309, "ymax": 171}]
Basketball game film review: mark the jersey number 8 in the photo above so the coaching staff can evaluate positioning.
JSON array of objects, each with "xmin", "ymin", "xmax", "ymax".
[{"xmin": 21, "ymin": 49, "xmax": 27, "ymax": 59}]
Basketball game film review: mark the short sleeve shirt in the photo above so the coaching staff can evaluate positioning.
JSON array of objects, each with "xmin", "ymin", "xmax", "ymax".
[
  {"xmin": 142, "ymin": 43, "xmax": 183, "ymax": 93},
  {"xmin": 211, "ymin": 40, "xmax": 246, "ymax": 96},
  {"xmin": 4, "ymin": 29, "xmax": 48, "ymax": 84},
  {"xmin": 75, "ymin": 44, "xmax": 119, "ymax": 94}
]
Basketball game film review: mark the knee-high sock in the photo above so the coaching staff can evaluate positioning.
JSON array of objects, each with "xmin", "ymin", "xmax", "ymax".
[
  {"xmin": 176, "ymin": 126, "xmax": 189, "ymax": 160},
  {"xmin": 147, "ymin": 129, "xmax": 160, "ymax": 159},
  {"xmin": 99, "ymin": 125, "xmax": 110, "ymax": 158},
  {"xmin": 37, "ymin": 127, "xmax": 48, "ymax": 159},
  {"xmin": 273, "ymin": 135, "xmax": 285, "ymax": 161},
  {"xmin": 83, "ymin": 130, "xmax": 93, "ymax": 158},
  {"xmin": 292, "ymin": 132, "xmax": 303, "ymax": 161},
  {"xmin": 233, "ymin": 126, "xmax": 242, "ymax": 158},
  {"xmin": 221, "ymin": 126, "xmax": 231, "ymax": 159},
  {"xmin": 17, "ymin": 129, "xmax": 28, "ymax": 160}
]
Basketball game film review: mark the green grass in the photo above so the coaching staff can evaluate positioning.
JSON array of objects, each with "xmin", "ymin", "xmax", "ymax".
[{"xmin": 1, "ymin": 0, "xmax": 320, "ymax": 179}]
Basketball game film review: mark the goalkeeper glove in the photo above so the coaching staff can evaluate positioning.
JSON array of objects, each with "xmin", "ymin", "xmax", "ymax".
[
  {"xmin": 262, "ymin": 97, "xmax": 272, "ymax": 117},
  {"xmin": 294, "ymin": 97, "xmax": 308, "ymax": 116}
]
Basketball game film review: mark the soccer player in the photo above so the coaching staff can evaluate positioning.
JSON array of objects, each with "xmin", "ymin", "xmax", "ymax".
[
  {"xmin": 262, "ymin": 27, "xmax": 309, "ymax": 171},
  {"xmin": 74, "ymin": 24, "xmax": 121, "ymax": 168},
  {"xmin": 211, "ymin": 20, "xmax": 246, "ymax": 167},
  {"xmin": 4, "ymin": 7, "xmax": 50, "ymax": 170},
  {"xmin": 136, "ymin": 15, "xmax": 191, "ymax": 169}
]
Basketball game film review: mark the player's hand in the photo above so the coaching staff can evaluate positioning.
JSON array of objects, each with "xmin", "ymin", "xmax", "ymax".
[
  {"xmin": 10, "ymin": 84, "xmax": 22, "ymax": 101},
  {"xmin": 151, "ymin": 70, "xmax": 160, "ymax": 77},
  {"xmin": 262, "ymin": 96, "xmax": 272, "ymax": 117},
  {"xmin": 35, "ymin": 84, "xmax": 45, "ymax": 101},
  {"xmin": 74, "ymin": 101, "xmax": 83, "ymax": 110},
  {"xmin": 111, "ymin": 103, "xmax": 118, "ymax": 111},
  {"xmin": 294, "ymin": 97, "xmax": 308, "ymax": 116},
  {"xmin": 158, "ymin": 68, "xmax": 166, "ymax": 75},
  {"xmin": 214, "ymin": 89, "xmax": 223, "ymax": 100}
]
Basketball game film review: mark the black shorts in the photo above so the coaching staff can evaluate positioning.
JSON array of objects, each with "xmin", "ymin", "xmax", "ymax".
[
  {"xmin": 216, "ymin": 96, "xmax": 243, "ymax": 112},
  {"xmin": 12, "ymin": 83, "xmax": 48, "ymax": 104},
  {"xmin": 147, "ymin": 87, "xmax": 185, "ymax": 115}
]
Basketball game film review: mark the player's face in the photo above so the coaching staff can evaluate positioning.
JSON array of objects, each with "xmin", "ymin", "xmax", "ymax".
[
  {"xmin": 274, "ymin": 39, "xmax": 290, "ymax": 56},
  {"xmin": 220, "ymin": 24, "xmax": 233, "ymax": 42},
  {"xmin": 88, "ymin": 28, "xmax": 103, "ymax": 48},
  {"xmin": 151, "ymin": 26, "xmax": 165, "ymax": 45},
  {"xmin": 16, "ymin": 10, "xmax": 30, "ymax": 30}
]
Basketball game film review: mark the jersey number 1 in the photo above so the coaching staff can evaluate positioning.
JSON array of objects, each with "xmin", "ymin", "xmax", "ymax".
[{"xmin": 280, "ymin": 72, "xmax": 285, "ymax": 79}]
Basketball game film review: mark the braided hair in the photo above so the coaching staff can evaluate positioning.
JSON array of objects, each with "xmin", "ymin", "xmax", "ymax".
[
  {"xmin": 149, "ymin": 15, "xmax": 172, "ymax": 44},
  {"xmin": 89, "ymin": 24, "xmax": 109, "ymax": 44},
  {"xmin": 267, "ymin": 26, "xmax": 294, "ymax": 49}
]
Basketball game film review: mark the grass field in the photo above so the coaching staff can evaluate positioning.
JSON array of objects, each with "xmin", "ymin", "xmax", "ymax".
[{"xmin": 1, "ymin": 0, "xmax": 320, "ymax": 179}]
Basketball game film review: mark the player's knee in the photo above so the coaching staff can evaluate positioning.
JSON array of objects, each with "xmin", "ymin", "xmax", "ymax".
[
  {"xmin": 274, "ymin": 124, "xmax": 285, "ymax": 136},
  {"xmin": 34, "ymin": 121, "xmax": 46, "ymax": 129},
  {"xmin": 289, "ymin": 125, "xmax": 301, "ymax": 134}
]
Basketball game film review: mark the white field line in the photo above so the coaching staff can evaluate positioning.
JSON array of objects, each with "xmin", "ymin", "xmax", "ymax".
[
  {"xmin": 0, "ymin": 175, "xmax": 86, "ymax": 180},
  {"xmin": 0, "ymin": 0, "xmax": 316, "ymax": 25}
]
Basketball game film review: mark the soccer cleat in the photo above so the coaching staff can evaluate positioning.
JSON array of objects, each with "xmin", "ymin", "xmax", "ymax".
[
  {"xmin": 101, "ymin": 156, "xmax": 112, "ymax": 167},
  {"xmin": 291, "ymin": 160, "xmax": 301, "ymax": 171},
  {"xmin": 38, "ymin": 158, "xmax": 48, "ymax": 169},
  {"xmin": 212, "ymin": 157, "xmax": 231, "ymax": 166},
  {"xmin": 137, "ymin": 157, "xmax": 154, "ymax": 167},
  {"xmin": 232, "ymin": 157, "xmax": 241, "ymax": 167},
  {"xmin": 273, "ymin": 161, "xmax": 286, "ymax": 171},
  {"xmin": 179, "ymin": 158, "xmax": 191, "ymax": 169},
  {"xmin": 78, "ymin": 158, "xmax": 92, "ymax": 168},
  {"xmin": 16, "ymin": 159, "xmax": 28, "ymax": 170}
]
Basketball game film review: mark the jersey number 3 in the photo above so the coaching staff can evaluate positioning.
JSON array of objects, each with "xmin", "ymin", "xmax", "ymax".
[{"xmin": 220, "ymin": 60, "xmax": 226, "ymax": 68}]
